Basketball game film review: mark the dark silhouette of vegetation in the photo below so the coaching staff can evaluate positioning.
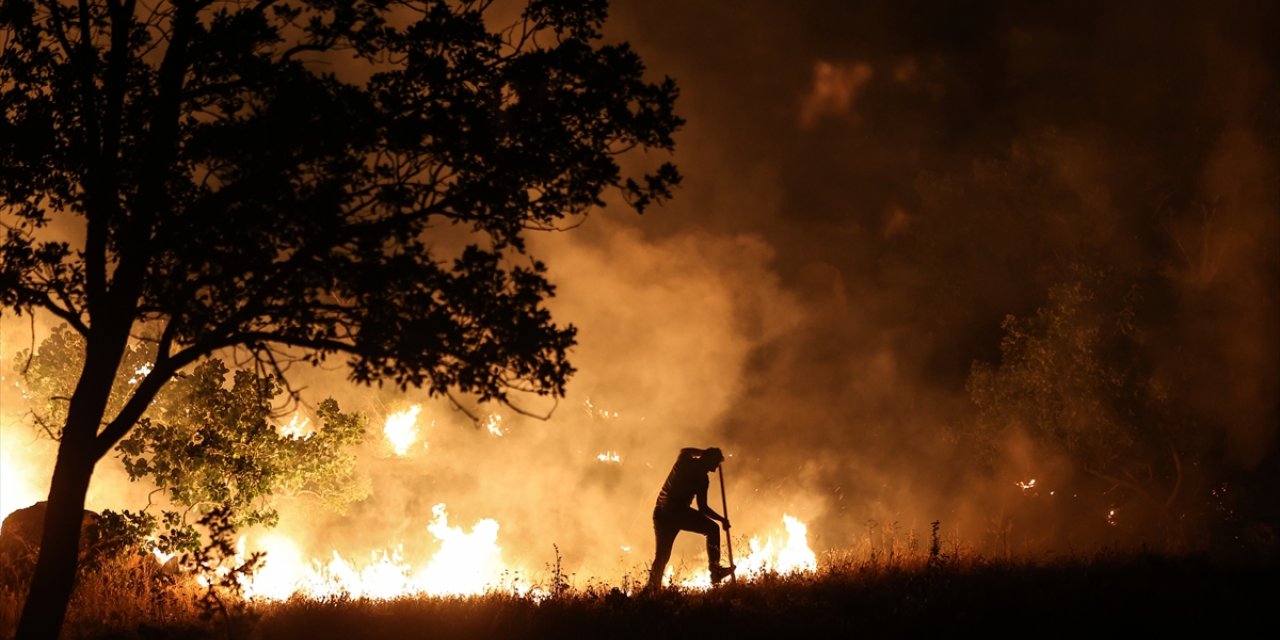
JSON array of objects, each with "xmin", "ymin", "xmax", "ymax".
[
  {"xmin": 964, "ymin": 263, "xmax": 1231, "ymax": 549},
  {"xmin": 1, "ymin": 547, "xmax": 1274, "ymax": 639},
  {"xmin": 0, "ymin": 0, "xmax": 681, "ymax": 636}
]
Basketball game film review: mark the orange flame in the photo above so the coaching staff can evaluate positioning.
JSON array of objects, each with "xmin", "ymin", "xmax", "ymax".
[
  {"xmin": 383, "ymin": 405, "xmax": 423, "ymax": 456},
  {"xmin": 241, "ymin": 503, "xmax": 519, "ymax": 601},
  {"xmin": 738, "ymin": 514, "xmax": 818, "ymax": 576},
  {"xmin": 673, "ymin": 514, "xmax": 818, "ymax": 589}
]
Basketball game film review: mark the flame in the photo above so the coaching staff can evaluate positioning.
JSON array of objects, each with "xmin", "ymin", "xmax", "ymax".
[
  {"xmin": 414, "ymin": 503, "xmax": 506, "ymax": 596},
  {"xmin": 737, "ymin": 514, "xmax": 817, "ymax": 577},
  {"xmin": 670, "ymin": 514, "xmax": 818, "ymax": 589},
  {"xmin": 278, "ymin": 414, "xmax": 312, "ymax": 440},
  {"xmin": 241, "ymin": 503, "xmax": 517, "ymax": 601},
  {"xmin": 241, "ymin": 534, "xmax": 309, "ymax": 600},
  {"xmin": 383, "ymin": 405, "xmax": 423, "ymax": 456},
  {"xmin": 596, "ymin": 451, "xmax": 621, "ymax": 463},
  {"xmin": 483, "ymin": 413, "xmax": 505, "ymax": 437},
  {"xmin": 151, "ymin": 546, "xmax": 177, "ymax": 567},
  {"xmin": 1016, "ymin": 478, "xmax": 1037, "ymax": 492},
  {"xmin": 126, "ymin": 362, "xmax": 153, "ymax": 386}
]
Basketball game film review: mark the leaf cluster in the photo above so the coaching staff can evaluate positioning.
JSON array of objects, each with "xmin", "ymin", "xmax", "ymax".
[{"xmin": 16, "ymin": 324, "xmax": 371, "ymax": 537}]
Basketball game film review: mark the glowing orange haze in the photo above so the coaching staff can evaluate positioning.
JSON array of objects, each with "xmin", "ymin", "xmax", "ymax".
[
  {"xmin": 0, "ymin": 225, "xmax": 829, "ymax": 600},
  {"xmin": 0, "ymin": 405, "xmax": 818, "ymax": 600}
]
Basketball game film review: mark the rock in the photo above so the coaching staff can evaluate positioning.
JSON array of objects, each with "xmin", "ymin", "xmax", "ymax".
[{"xmin": 0, "ymin": 501, "xmax": 103, "ymax": 564}]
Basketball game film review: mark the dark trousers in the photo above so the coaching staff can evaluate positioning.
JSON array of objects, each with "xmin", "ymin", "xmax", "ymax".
[{"xmin": 647, "ymin": 506, "xmax": 720, "ymax": 588}]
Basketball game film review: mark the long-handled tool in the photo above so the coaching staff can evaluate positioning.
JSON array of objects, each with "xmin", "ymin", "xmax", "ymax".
[{"xmin": 718, "ymin": 464, "xmax": 736, "ymax": 584}]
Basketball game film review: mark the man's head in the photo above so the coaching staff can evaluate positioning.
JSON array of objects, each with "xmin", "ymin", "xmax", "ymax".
[{"xmin": 702, "ymin": 447, "xmax": 725, "ymax": 471}]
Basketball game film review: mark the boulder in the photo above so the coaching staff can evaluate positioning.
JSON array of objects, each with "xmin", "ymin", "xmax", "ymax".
[
  {"xmin": 0, "ymin": 501, "xmax": 103, "ymax": 564},
  {"xmin": 0, "ymin": 502, "xmax": 177, "ymax": 591}
]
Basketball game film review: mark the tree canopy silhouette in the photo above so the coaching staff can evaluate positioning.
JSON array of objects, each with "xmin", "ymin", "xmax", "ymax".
[{"xmin": 0, "ymin": 0, "xmax": 681, "ymax": 636}]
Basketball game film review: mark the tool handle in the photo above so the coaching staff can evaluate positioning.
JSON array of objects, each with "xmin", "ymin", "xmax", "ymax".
[{"xmin": 718, "ymin": 464, "xmax": 736, "ymax": 582}]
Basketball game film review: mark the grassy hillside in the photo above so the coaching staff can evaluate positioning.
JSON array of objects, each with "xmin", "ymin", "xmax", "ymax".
[{"xmin": 3, "ymin": 550, "xmax": 1275, "ymax": 639}]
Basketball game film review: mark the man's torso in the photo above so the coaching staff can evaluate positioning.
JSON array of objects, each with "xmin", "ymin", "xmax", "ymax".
[{"xmin": 654, "ymin": 457, "xmax": 707, "ymax": 513}]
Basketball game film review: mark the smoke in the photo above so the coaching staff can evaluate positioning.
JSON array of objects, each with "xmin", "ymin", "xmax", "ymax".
[
  {"xmin": 798, "ymin": 61, "xmax": 875, "ymax": 129},
  {"xmin": 252, "ymin": 221, "xmax": 806, "ymax": 580},
  {"xmin": 596, "ymin": 0, "xmax": 1280, "ymax": 552}
]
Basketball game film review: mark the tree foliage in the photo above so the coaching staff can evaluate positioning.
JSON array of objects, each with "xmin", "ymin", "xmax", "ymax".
[
  {"xmin": 118, "ymin": 365, "xmax": 369, "ymax": 527},
  {"xmin": 0, "ymin": 0, "xmax": 680, "ymax": 407},
  {"xmin": 17, "ymin": 324, "xmax": 369, "ymax": 547},
  {"xmin": 965, "ymin": 265, "xmax": 1204, "ymax": 534}
]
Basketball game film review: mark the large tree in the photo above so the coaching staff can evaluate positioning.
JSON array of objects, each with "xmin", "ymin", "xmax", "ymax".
[{"xmin": 0, "ymin": 0, "xmax": 681, "ymax": 636}]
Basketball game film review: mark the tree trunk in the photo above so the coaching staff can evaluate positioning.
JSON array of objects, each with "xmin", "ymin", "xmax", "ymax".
[
  {"xmin": 14, "ymin": 434, "xmax": 96, "ymax": 640},
  {"xmin": 15, "ymin": 329, "xmax": 128, "ymax": 640}
]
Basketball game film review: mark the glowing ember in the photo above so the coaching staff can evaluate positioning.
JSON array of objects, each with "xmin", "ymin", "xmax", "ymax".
[
  {"xmin": 596, "ymin": 451, "xmax": 621, "ymax": 463},
  {"xmin": 483, "ymin": 413, "xmax": 505, "ymax": 437},
  {"xmin": 1106, "ymin": 508, "xmax": 1118, "ymax": 527},
  {"xmin": 383, "ymin": 405, "xmax": 423, "ymax": 456},
  {"xmin": 582, "ymin": 398, "xmax": 619, "ymax": 419},
  {"xmin": 126, "ymin": 363, "xmax": 153, "ymax": 386},
  {"xmin": 1016, "ymin": 478, "xmax": 1037, "ymax": 492}
]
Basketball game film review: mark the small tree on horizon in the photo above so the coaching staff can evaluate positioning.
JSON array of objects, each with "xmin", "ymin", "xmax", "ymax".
[
  {"xmin": 964, "ymin": 264, "xmax": 1214, "ymax": 548},
  {"xmin": 0, "ymin": 1, "xmax": 681, "ymax": 636}
]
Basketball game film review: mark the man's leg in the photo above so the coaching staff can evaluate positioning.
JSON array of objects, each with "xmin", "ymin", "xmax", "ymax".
[
  {"xmin": 670, "ymin": 509, "xmax": 723, "ymax": 571},
  {"xmin": 694, "ymin": 516, "xmax": 721, "ymax": 570},
  {"xmin": 648, "ymin": 516, "xmax": 679, "ymax": 590}
]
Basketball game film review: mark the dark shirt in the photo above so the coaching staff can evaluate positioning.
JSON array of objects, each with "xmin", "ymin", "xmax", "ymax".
[{"xmin": 654, "ymin": 453, "xmax": 708, "ymax": 512}]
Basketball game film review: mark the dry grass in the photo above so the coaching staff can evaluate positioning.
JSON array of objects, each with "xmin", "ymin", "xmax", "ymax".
[
  {"xmin": 0, "ymin": 551, "xmax": 205, "ymax": 640},
  {"xmin": 1, "ymin": 547, "xmax": 1275, "ymax": 639}
]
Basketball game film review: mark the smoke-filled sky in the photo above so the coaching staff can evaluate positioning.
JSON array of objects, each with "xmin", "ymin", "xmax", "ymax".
[
  {"xmin": 556, "ymin": 0, "xmax": 1277, "ymax": 553},
  {"xmin": 2, "ymin": 0, "xmax": 1277, "ymax": 583}
]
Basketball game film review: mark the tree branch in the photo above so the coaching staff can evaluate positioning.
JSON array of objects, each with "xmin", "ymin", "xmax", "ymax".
[
  {"xmin": 37, "ymin": 292, "xmax": 90, "ymax": 335},
  {"xmin": 91, "ymin": 346, "xmax": 199, "ymax": 459}
]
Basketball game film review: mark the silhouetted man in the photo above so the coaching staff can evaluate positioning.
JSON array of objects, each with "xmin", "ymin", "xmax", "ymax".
[{"xmin": 647, "ymin": 447, "xmax": 735, "ymax": 590}]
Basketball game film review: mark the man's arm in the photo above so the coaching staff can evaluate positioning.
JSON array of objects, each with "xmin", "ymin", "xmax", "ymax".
[{"xmin": 695, "ymin": 483, "xmax": 729, "ymax": 526}]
